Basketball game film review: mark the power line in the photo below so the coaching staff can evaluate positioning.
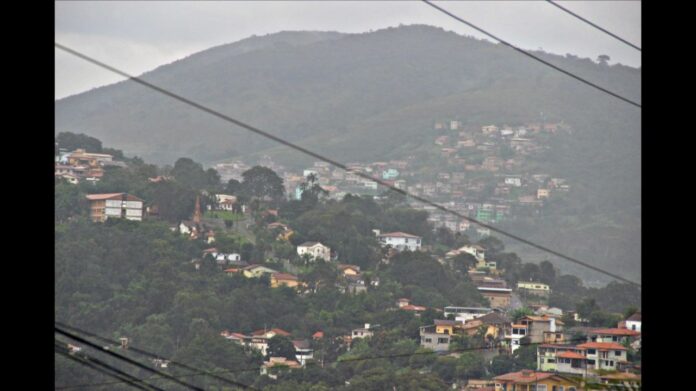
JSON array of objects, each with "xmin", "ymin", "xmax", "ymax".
[
  {"xmin": 545, "ymin": 0, "xmax": 641, "ymax": 52},
  {"xmin": 54, "ymin": 42, "xmax": 640, "ymax": 287},
  {"xmin": 55, "ymin": 322, "xmax": 258, "ymax": 390},
  {"xmin": 55, "ymin": 344, "xmax": 160, "ymax": 391},
  {"xmin": 55, "ymin": 326, "xmax": 208, "ymax": 391},
  {"xmin": 56, "ymin": 322, "xmax": 600, "ymax": 390},
  {"xmin": 420, "ymin": 0, "xmax": 641, "ymax": 108}
]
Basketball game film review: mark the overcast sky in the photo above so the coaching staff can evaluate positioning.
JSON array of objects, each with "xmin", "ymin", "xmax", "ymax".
[{"xmin": 55, "ymin": 1, "xmax": 641, "ymax": 100}]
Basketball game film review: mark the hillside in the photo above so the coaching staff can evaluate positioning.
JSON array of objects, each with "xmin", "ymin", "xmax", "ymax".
[{"xmin": 55, "ymin": 25, "xmax": 641, "ymax": 281}]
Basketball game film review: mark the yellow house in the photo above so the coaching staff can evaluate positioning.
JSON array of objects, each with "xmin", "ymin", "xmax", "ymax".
[
  {"xmin": 434, "ymin": 320, "xmax": 461, "ymax": 335},
  {"xmin": 242, "ymin": 265, "xmax": 278, "ymax": 278},
  {"xmin": 270, "ymin": 273, "xmax": 300, "ymax": 288},
  {"xmin": 277, "ymin": 229, "xmax": 294, "ymax": 242},
  {"xmin": 338, "ymin": 264, "xmax": 361, "ymax": 276},
  {"xmin": 494, "ymin": 370, "xmax": 580, "ymax": 391}
]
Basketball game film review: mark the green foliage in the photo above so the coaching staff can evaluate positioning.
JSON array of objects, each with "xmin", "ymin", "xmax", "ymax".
[
  {"xmin": 57, "ymin": 132, "xmax": 103, "ymax": 152},
  {"xmin": 267, "ymin": 335, "xmax": 297, "ymax": 360},
  {"xmin": 241, "ymin": 166, "xmax": 286, "ymax": 204}
]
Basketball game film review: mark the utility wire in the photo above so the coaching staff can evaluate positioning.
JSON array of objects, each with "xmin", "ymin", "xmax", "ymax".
[
  {"xmin": 545, "ymin": 0, "xmax": 641, "ymax": 51},
  {"xmin": 55, "ymin": 322, "xmax": 258, "ymax": 390},
  {"xmin": 55, "ymin": 345, "xmax": 158, "ymax": 391},
  {"xmin": 55, "ymin": 326, "xmax": 208, "ymax": 391},
  {"xmin": 54, "ymin": 42, "xmax": 640, "ymax": 287},
  {"xmin": 56, "ymin": 322, "xmax": 603, "ymax": 389},
  {"xmin": 421, "ymin": 0, "xmax": 641, "ymax": 108}
]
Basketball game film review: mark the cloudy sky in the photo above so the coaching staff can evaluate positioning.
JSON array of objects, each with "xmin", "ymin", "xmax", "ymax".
[{"xmin": 55, "ymin": 1, "xmax": 641, "ymax": 100}]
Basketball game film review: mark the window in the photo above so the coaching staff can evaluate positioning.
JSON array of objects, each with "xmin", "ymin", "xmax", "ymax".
[
  {"xmin": 425, "ymin": 338, "xmax": 432, "ymax": 343},
  {"xmin": 547, "ymin": 358, "xmax": 556, "ymax": 363},
  {"xmin": 631, "ymin": 325, "xmax": 636, "ymax": 330},
  {"xmin": 587, "ymin": 349, "xmax": 596, "ymax": 355},
  {"xmin": 537, "ymin": 386, "xmax": 547, "ymax": 391},
  {"xmin": 587, "ymin": 359, "xmax": 595, "ymax": 365},
  {"xmin": 615, "ymin": 350, "xmax": 622, "ymax": 356},
  {"xmin": 437, "ymin": 337, "xmax": 448, "ymax": 344}
]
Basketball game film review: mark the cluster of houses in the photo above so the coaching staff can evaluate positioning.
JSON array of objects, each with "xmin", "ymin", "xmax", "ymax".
[
  {"xmin": 414, "ymin": 303, "xmax": 641, "ymax": 389},
  {"xmin": 55, "ymin": 148, "xmax": 126, "ymax": 184},
  {"xmin": 220, "ymin": 327, "xmax": 317, "ymax": 377}
]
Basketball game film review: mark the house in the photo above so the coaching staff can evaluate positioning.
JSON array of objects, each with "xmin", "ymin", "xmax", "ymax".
[
  {"xmin": 505, "ymin": 323, "xmax": 528, "ymax": 353},
  {"xmin": 260, "ymin": 357, "xmax": 301, "ymax": 378},
  {"xmin": 458, "ymin": 244, "xmax": 486, "ymax": 261},
  {"xmin": 585, "ymin": 328, "xmax": 640, "ymax": 345},
  {"xmin": 493, "ymin": 370, "xmax": 580, "ymax": 391},
  {"xmin": 400, "ymin": 304, "xmax": 427, "ymax": 314},
  {"xmin": 618, "ymin": 312, "xmax": 641, "ymax": 332},
  {"xmin": 296, "ymin": 242, "xmax": 331, "ymax": 261},
  {"xmin": 351, "ymin": 323, "xmax": 377, "ymax": 340},
  {"xmin": 377, "ymin": 232, "xmax": 422, "ymax": 251},
  {"xmin": 419, "ymin": 325, "xmax": 451, "ymax": 353},
  {"xmin": 464, "ymin": 379, "xmax": 495, "ymax": 390},
  {"xmin": 312, "ymin": 331, "xmax": 324, "ymax": 340},
  {"xmin": 241, "ymin": 265, "xmax": 279, "ymax": 278},
  {"xmin": 381, "ymin": 168, "xmax": 399, "ymax": 180},
  {"xmin": 519, "ymin": 315, "xmax": 563, "ymax": 344},
  {"xmin": 249, "ymin": 328, "xmax": 292, "ymax": 356},
  {"xmin": 576, "ymin": 342, "xmax": 628, "ymax": 371},
  {"xmin": 475, "ymin": 312, "xmax": 511, "ymax": 340},
  {"xmin": 517, "ymin": 282, "xmax": 551, "ymax": 297},
  {"xmin": 537, "ymin": 344, "xmax": 588, "ymax": 375},
  {"xmin": 537, "ymin": 189, "xmax": 550, "ymax": 199},
  {"xmin": 597, "ymin": 372, "xmax": 641, "ymax": 389},
  {"xmin": 270, "ymin": 273, "xmax": 300, "ymax": 288},
  {"xmin": 504, "ymin": 176, "xmax": 522, "ymax": 187},
  {"xmin": 477, "ymin": 287, "xmax": 512, "ymax": 309},
  {"xmin": 434, "ymin": 319, "xmax": 462, "ymax": 335},
  {"xmin": 337, "ymin": 264, "xmax": 361, "ymax": 276},
  {"xmin": 396, "ymin": 298, "xmax": 411, "ymax": 308},
  {"xmin": 85, "ymin": 193, "xmax": 144, "ymax": 222},
  {"xmin": 443, "ymin": 306, "xmax": 492, "ymax": 323},
  {"xmin": 292, "ymin": 340, "xmax": 313, "ymax": 366}
]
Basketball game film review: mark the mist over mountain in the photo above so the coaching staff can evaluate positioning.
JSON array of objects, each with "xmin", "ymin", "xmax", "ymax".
[{"xmin": 55, "ymin": 25, "xmax": 640, "ymax": 282}]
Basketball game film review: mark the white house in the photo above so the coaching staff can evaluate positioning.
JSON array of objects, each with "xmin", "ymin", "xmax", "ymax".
[
  {"xmin": 504, "ymin": 177, "xmax": 522, "ymax": 187},
  {"xmin": 459, "ymin": 244, "xmax": 485, "ymax": 261},
  {"xmin": 292, "ymin": 340, "xmax": 314, "ymax": 366},
  {"xmin": 377, "ymin": 232, "xmax": 422, "ymax": 251},
  {"xmin": 623, "ymin": 312, "xmax": 641, "ymax": 332},
  {"xmin": 297, "ymin": 242, "xmax": 331, "ymax": 261},
  {"xmin": 351, "ymin": 323, "xmax": 378, "ymax": 340},
  {"xmin": 214, "ymin": 194, "xmax": 237, "ymax": 211}
]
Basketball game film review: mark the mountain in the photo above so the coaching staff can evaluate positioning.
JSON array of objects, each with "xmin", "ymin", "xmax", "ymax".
[{"xmin": 55, "ymin": 25, "xmax": 641, "ymax": 282}]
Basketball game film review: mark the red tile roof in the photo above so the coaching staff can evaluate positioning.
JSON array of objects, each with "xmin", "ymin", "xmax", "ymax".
[
  {"xmin": 312, "ymin": 331, "xmax": 324, "ymax": 339},
  {"xmin": 272, "ymin": 273, "xmax": 298, "ymax": 281},
  {"xmin": 557, "ymin": 351, "xmax": 586, "ymax": 359},
  {"xmin": 493, "ymin": 371, "xmax": 555, "ymax": 384},
  {"xmin": 577, "ymin": 342, "xmax": 627, "ymax": 350},
  {"xmin": 589, "ymin": 328, "xmax": 640, "ymax": 337}
]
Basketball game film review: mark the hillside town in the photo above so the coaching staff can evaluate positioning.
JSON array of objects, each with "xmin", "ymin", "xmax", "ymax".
[{"xmin": 55, "ymin": 131, "xmax": 640, "ymax": 390}]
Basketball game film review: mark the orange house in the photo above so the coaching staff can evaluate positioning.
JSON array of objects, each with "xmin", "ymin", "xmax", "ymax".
[
  {"xmin": 494, "ymin": 370, "xmax": 580, "ymax": 391},
  {"xmin": 270, "ymin": 272, "xmax": 300, "ymax": 288}
]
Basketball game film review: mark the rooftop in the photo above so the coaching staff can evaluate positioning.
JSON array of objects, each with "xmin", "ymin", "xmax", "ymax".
[
  {"xmin": 577, "ymin": 342, "xmax": 627, "ymax": 350},
  {"xmin": 378, "ymin": 231, "xmax": 421, "ymax": 238},
  {"xmin": 493, "ymin": 371, "xmax": 556, "ymax": 384}
]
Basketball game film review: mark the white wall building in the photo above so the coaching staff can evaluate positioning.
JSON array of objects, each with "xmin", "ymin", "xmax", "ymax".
[
  {"xmin": 377, "ymin": 232, "xmax": 422, "ymax": 251},
  {"xmin": 297, "ymin": 242, "xmax": 331, "ymax": 261}
]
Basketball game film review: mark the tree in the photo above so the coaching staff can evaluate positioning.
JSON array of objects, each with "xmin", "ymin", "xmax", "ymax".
[
  {"xmin": 477, "ymin": 236, "xmax": 504, "ymax": 254},
  {"xmin": 225, "ymin": 179, "xmax": 242, "ymax": 195},
  {"xmin": 56, "ymin": 132, "xmax": 103, "ymax": 152},
  {"xmin": 171, "ymin": 158, "xmax": 208, "ymax": 190},
  {"xmin": 452, "ymin": 253, "xmax": 477, "ymax": 273},
  {"xmin": 266, "ymin": 335, "xmax": 296, "ymax": 360},
  {"xmin": 538, "ymin": 260, "xmax": 556, "ymax": 285},
  {"xmin": 241, "ymin": 166, "xmax": 285, "ymax": 203},
  {"xmin": 597, "ymin": 54, "xmax": 611, "ymax": 66}
]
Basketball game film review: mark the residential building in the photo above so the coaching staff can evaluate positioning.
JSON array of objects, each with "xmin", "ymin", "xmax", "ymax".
[
  {"xmin": 296, "ymin": 242, "xmax": 331, "ymax": 261},
  {"xmin": 377, "ymin": 232, "xmax": 422, "ymax": 251},
  {"xmin": 419, "ymin": 325, "xmax": 451, "ymax": 353},
  {"xmin": 260, "ymin": 357, "xmax": 301, "ymax": 379},
  {"xmin": 517, "ymin": 282, "xmax": 551, "ymax": 297},
  {"xmin": 86, "ymin": 193, "xmax": 144, "ymax": 222},
  {"xmin": 443, "ymin": 306, "xmax": 492, "ymax": 323},
  {"xmin": 505, "ymin": 323, "xmax": 528, "ymax": 353},
  {"xmin": 576, "ymin": 342, "xmax": 628, "ymax": 371},
  {"xmin": 537, "ymin": 344, "xmax": 588, "ymax": 375},
  {"xmin": 338, "ymin": 264, "xmax": 361, "ymax": 276},
  {"xmin": 478, "ymin": 287, "xmax": 512, "ymax": 309},
  {"xmin": 537, "ymin": 189, "xmax": 550, "ymax": 199},
  {"xmin": 586, "ymin": 328, "xmax": 640, "ymax": 344},
  {"xmin": 434, "ymin": 319, "xmax": 461, "ymax": 335},
  {"xmin": 493, "ymin": 370, "xmax": 580, "ymax": 391},
  {"xmin": 292, "ymin": 340, "xmax": 313, "ymax": 366},
  {"xmin": 597, "ymin": 372, "xmax": 641, "ymax": 389},
  {"xmin": 351, "ymin": 323, "xmax": 377, "ymax": 340},
  {"xmin": 519, "ymin": 315, "xmax": 563, "ymax": 344},
  {"xmin": 241, "ymin": 265, "xmax": 279, "ymax": 278},
  {"xmin": 270, "ymin": 273, "xmax": 300, "ymax": 288},
  {"xmin": 618, "ymin": 312, "xmax": 641, "ymax": 332},
  {"xmin": 249, "ymin": 328, "xmax": 292, "ymax": 356},
  {"xmin": 458, "ymin": 244, "xmax": 486, "ymax": 261}
]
